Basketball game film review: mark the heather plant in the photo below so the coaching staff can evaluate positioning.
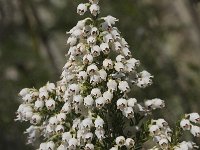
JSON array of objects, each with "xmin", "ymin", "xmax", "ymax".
[{"xmin": 15, "ymin": 0, "xmax": 200, "ymax": 149}]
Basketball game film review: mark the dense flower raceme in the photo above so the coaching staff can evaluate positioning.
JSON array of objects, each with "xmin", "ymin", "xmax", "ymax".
[{"xmin": 15, "ymin": 0, "xmax": 200, "ymax": 150}]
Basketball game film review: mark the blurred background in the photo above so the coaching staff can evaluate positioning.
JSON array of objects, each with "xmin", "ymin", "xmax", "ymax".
[{"xmin": 0, "ymin": 0, "xmax": 200, "ymax": 149}]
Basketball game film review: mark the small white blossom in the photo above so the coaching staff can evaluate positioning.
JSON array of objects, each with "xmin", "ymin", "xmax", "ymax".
[
  {"xmin": 190, "ymin": 125, "xmax": 200, "ymax": 137},
  {"xmin": 115, "ymin": 136, "xmax": 125, "ymax": 147},
  {"xmin": 96, "ymin": 97, "xmax": 106, "ymax": 109},
  {"xmin": 125, "ymin": 138, "xmax": 135, "ymax": 148},
  {"xmin": 91, "ymin": 45, "xmax": 101, "ymax": 57},
  {"xmin": 46, "ymin": 141, "xmax": 55, "ymax": 150},
  {"xmin": 91, "ymin": 88, "xmax": 102, "ymax": 98},
  {"xmin": 85, "ymin": 143, "xmax": 94, "ymax": 150},
  {"xmin": 107, "ymin": 79, "xmax": 118, "ymax": 91},
  {"xmin": 77, "ymin": 3, "xmax": 87, "ymax": 15},
  {"xmin": 62, "ymin": 132, "xmax": 72, "ymax": 142},
  {"xmin": 98, "ymin": 69, "xmax": 107, "ymax": 81},
  {"xmin": 84, "ymin": 95, "xmax": 94, "ymax": 107},
  {"xmin": 67, "ymin": 36, "xmax": 77, "ymax": 46},
  {"xmin": 103, "ymin": 59, "xmax": 113, "ymax": 70},
  {"xmin": 103, "ymin": 91, "xmax": 113, "ymax": 103},
  {"xmin": 127, "ymin": 98, "xmax": 137, "ymax": 107},
  {"xmin": 87, "ymin": 64, "xmax": 98, "ymax": 75},
  {"xmin": 89, "ymin": 4, "xmax": 100, "ymax": 16},
  {"xmin": 83, "ymin": 54, "xmax": 94, "ymax": 64},
  {"xmin": 187, "ymin": 113, "xmax": 200, "ymax": 124},
  {"xmin": 78, "ymin": 71, "xmax": 88, "ymax": 81},
  {"xmin": 68, "ymin": 138, "xmax": 78, "ymax": 149},
  {"xmin": 87, "ymin": 36, "xmax": 96, "ymax": 45},
  {"xmin": 45, "ymin": 99, "xmax": 55, "ymax": 111},
  {"xmin": 114, "ymin": 62, "xmax": 125, "ymax": 72},
  {"xmin": 94, "ymin": 117, "xmax": 104, "ymax": 129},
  {"xmin": 117, "ymin": 98, "xmax": 127, "ymax": 110},
  {"xmin": 118, "ymin": 81, "xmax": 130, "ymax": 93},
  {"xmin": 100, "ymin": 43, "xmax": 110, "ymax": 54}
]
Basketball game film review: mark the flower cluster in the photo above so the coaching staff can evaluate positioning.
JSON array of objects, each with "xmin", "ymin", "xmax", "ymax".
[
  {"xmin": 148, "ymin": 114, "xmax": 200, "ymax": 150},
  {"xmin": 15, "ymin": 0, "xmax": 200, "ymax": 149}
]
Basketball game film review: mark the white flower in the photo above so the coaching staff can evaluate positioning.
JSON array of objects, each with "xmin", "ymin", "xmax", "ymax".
[
  {"xmin": 149, "ymin": 125, "xmax": 160, "ymax": 136},
  {"xmin": 121, "ymin": 47, "xmax": 131, "ymax": 57},
  {"xmin": 61, "ymin": 102, "xmax": 71, "ymax": 113},
  {"xmin": 118, "ymin": 81, "xmax": 130, "ymax": 93},
  {"xmin": 46, "ymin": 141, "xmax": 55, "ymax": 150},
  {"xmin": 73, "ymin": 95, "xmax": 83, "ymax": 105},
  {"xmin": 103, "ymin": 59, "xmax": 113, "ymax": 70},
  {"xmin": 22, "ymin": 94, "xmax": 33, "ymax": 103},
  {"xmin": 103, "ymin": 33, "xmax": 114, "ymax": 43},
  {"xmin": 96, "ymin": 97, "xmax": 106, "ymax": 109},
  {"xmin": 114, "ymin": 41, "xmax": 122, "ymax": 52},
  {"xmin": 89, "ymin": 0, "xmax": 99, "ymax": 4},
  {"xmin": 115, "ymin": 136, "xmax": 125, "ymax": 147},
  {"xmin": 103, "ymin": 15, "xmax": 119, "ymax": 26},
  {"xmin": 140, "ymin": 70, "xmax": 153, "ymax": 78},
  {"xmin": 98, "ymin": 69, "xmax": 107, "ymax": 81},
  {"xmin": 85, "ymin": 143, "xmax": 94, "ymax": 150},
  {"xmin": 123, "ymin": 107, "xmax": 134, "ymax": 119},
  {"xmin": 83, "ymin": 25, "xmax": 91, "ymax": 37},
  {"xmin": 67, "ymin": 36, "xmax": 77, "ymax": 46},
  {"xmin": 125, "ymin": 138, "xmax": 135, "ymax": 148},
  {"xmin": 89, "ymin": 4, "xmax": 100, "ymax": 16},
  {"xmin": 100, "ymin": 43, "xmax": 110, "ymax": 54},
  {"xmin": 34, "ymin": 100, "xmax": 44, "ymax": 110},
  {"xmin": 110, "ymin": 147, "xmax": 118, "ymax": 150},
  {"xmin": 114, "ymin": 62, "xmax": 125, "ymax": 72},
  {"xmin": 91, "ymin": 45, "xmax": 101, "ymax": 57},
  {"xmin": 49, "ymin": 116, "xmax": 58, "ymax": 126},
  {"xmin": 117, "ymin": 98, "xmax": 127, "ymax": 110},
  {"xmin": 55, "ymin": 124, "xmax": 64, "ymax": 133},
  {"xmin": 107, "ymin": 79, "xmax": 118, "ymax": 91},
  {"xmin": 94, "ymin": 117, "xmax": 104, "ymax": 129},
  {"xmin": 91, "ymin": 27, "xmax": 99, "ymax": 36},
  {"xmin": 62, "ymin": 132, "xmax": 72, "ymax": 142},
  {"xmin": 45, "ymin": 99, "xmax": 55, "ymax": 111},
  {"xmin": 103, "ymin": 91, "xmax": 113, "ymax": 103},
  {"xmin": 116, "ymin": 55, "xmax": 125, "ymax": 62},
  {"xmin": 187, "ymin": 113, "xmax": 200, "ymax": 124},
  {"xmin": 111, "ymin": 29, "xmax": 120, "ymax": 40},
  {"xmin": 87, "ymin": 64, "xmax": 98, "ymax": 75},
  {"xmin": 91, "ymin": 88, "xmax": 102, "ymax": 98},
  {"xmin": 137, "ymin": 77, "xmax": 152, "ymax": 88},
  {"xmin": 82, "ymin": 118, "xmax": 94, "ymax": 129},
  {"xmin": 145, "ymin": 98, "xmax": 165, "ymax": 110},
  {"xmin": 95, "ymin": 129, "xmax": 105, "ymax": 140},
  {"xmin": 127, "ymin": 98, "xmax": 137, "ymax": 107},
  {"xmin": 90, "ymin": 74, "xmax": 100, "ymax": 85},
  {"xmin": 159, "ymin": 138, "xmax": 169, "ymax": 149},
  {"xmin": 78, "ymin": 71, "xmax": 88, "ymax": 81},
  {"xmin": 57, "ymin": 113, "xmax": 67, "ymax": 122},
  {"xmin": 84, "ymin": 132, "xmax": 93, "ymax": 142},
  {"xmin": 19, "ymin": 88, "xmax": 30, "ymax": 97},
  {"xmin": 68, "ymin": 138, "xmax": 78, "ymax": 149},
  {"xmin": 156, "ymin": 119, "xmax": 168, "ymax": 128},
  {"xmin": 180, "ymin": 119, "xmax": 191, "ymax": 130},
  {"xmin": 39, "ymin": 143, "xmax": 47, "ymax": 150},
  {"xmin": 72, "ymin": 29, "xmax": 82, "ymax": 38},
  {"xmin": 84, "ymin": 95, "xmax": 94, "ymax": 107},
  {"xmin": 83, "ymin": 54, "xmax": 93, "ymax": 64},
  {"xmin": 57, "ymin": 144, "xmax": 67, "ymax": 150},
  {"xmin": 31, "ymin": 114, "xmax": 42, "ymax": 125},
  {"xmin": 120, "ymin": 38, "xmax": 129, "ymax": 47},
  {"xmin": 77, "ymin": 3, "xmax": 87, "ymax": 15},
  {"xmin": 87, "ymin": 36, "xmax": 96, "ymax": 45},
  {"xmin": 68, "ymin": 84, "xmax": 80, "ymax": 95},
  {"xmin": 190, "ymin": 125, "xmax": 200, "ymax": 137}
]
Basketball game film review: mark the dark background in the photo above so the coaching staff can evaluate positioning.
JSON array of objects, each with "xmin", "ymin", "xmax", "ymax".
[{"xmin": 0, "ymin": 0, "xmax": 200, "ymax": 149}]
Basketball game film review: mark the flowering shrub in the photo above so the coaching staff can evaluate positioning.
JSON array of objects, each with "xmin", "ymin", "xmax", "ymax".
[{"xmin": 15, "ymin": 0, "xmax": 200, "ymax": 149}]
